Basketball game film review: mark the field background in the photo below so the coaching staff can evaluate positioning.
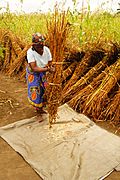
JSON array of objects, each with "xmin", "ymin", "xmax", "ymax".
[{"xmin": 0, "ymin": 2, "xmax": 120, "ymax": 51}]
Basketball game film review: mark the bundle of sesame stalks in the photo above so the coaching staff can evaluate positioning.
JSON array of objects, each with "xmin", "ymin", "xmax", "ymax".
[
  {"xmin": 62, "ymin": 61, "xmax": 77, "ymax": 81},
  {"xmin": 45, "ymin": 7, "xmax": 70, "ymax": 127},
  {"xmin": 62, "ymin": 49, "xmax": 105, "ymax": 94},
  {"xmin": 82, "ymin": 59, "xmax": 120, "ymax": 119},
  {"xmin": 68, "ymin": 59, "xmax": 120, "ymax": 122},
  {"xmin": 62, "ymin": 44, "xmax": 118, "ymax": 103},
  {"xmin": 0, "ymin": 29, "xmax": 29, "ymax": 78},
  {"xmin": 99, "ymin": 87, "xmax": 120, "ymax": 125}
]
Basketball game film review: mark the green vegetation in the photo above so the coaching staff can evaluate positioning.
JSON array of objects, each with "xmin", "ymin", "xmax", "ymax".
[{"xmin": 0, "ymin": 5, "xmax": 120, "ymax": 51}]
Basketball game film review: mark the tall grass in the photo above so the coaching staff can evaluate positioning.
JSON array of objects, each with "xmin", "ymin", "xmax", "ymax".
[
  {"xmin": 0, "ymin": 5, "xmax": 120, "ymax": 50},
  {"xmin": 0, "ymin": 12, "xmax": 47, "ymax": 42},
  {"xmin": 67, "ymin": 11, "xmax": 120, "ymax": 50}
]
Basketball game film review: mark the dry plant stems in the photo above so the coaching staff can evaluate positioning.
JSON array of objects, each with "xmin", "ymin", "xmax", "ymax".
[
  {"xmin": 62, "ymin": 61, "xmax": 77, "ymax": 81},
  {"xmin": 10, "ymin": 48, "xmax": 16, "ymax": 65},
  {"xmin": 82, "ymin": 59, "xmax": 120, "ymax": 120},
  {"xmin": 8, "ymin": 31, "xmax": 23, "ymax": 55},
  {"xmin": 45, "ymin": 8, "xmax": 70, "ymax": 127},
  {"xmin": 0, "ymin": 29, "xmax": 27, "ymax": 77},
  {"xmin": 0, "ymin": 32, "xmax": 14, "ymax": 71},
  {"xmin": 62, "ymin": 51, "xmax": 95, "ymax": 94},
  {"xmin": 19, "ymin": 61, "xmax": 28, "ymax": 79},
  {"xmin": 8, "ymin": 44, "xmax": 30, "ymax": 76},
  {"xmin": 2, "ymin": 37, "xmax": 11, "ymax": 71},
  {"xmin": 15, "ymin": 36, "xmax": 26, "ymax": 49},
  {"xmin": 1, "ymin": 30, "xmax": 22, "ymax": 55},
  {"xmin": 68, "ymin": 64, "xmax": 113, "ymax": 112},
  {"xmin": 62, "ymin": 50, "xmax": 85, "ymax": 70},
  {"xmin": 62, "ymin": 43, "xmax": 119, "ymax": 103},
  {"xmin": 0, "ymin": 29, "xmax": 8, "ymax": 45},
  {"xmin": 62, "ymin": 56, "xmax": 108, "ymax": 103},
  {"xmin": 99, "ymin": 87, "xmax": 120, "ymax": 125}
]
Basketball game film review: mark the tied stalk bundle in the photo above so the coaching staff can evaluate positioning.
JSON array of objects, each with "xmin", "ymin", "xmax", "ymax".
[
  {"xmin": 62, "ymin": 49, "xmax": 104, "ymax": 95},
  {"xmin": 62, "ymin": 61, "xmax": 77, "ymax": 81},
  {"xmin": 99, "ymin": 87, "xmax": 120, "ymax": 125},
  {"xmin": 45, "ymin": 7, "xmax": 70, "ymax": 127},
  {"xmin": 83, "ymin": 59, "xmax": 120, "ymax": 119},
  {"xmin": 68, "ymin": 63, "xmax": 115, "ymax": 113},
  {"xmin": 0, "ymin": 29, "xmax": 28, "ymax": 78},
  {"xmin": 62, "ymin": 51, "xmax": 92, "ymax": 94},
  {"xmin": 62, "ymin": 57, "xmax": 108, "ymax": 103},
  {"xmin": 62, "ymin": 43, "xmax": 119, "ymax": 103},
  {"xmin": 8, "ymin": 44, "xmax": 31, "ymax": 76}
]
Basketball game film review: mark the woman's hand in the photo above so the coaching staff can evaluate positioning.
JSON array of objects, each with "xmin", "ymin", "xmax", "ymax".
[{"xmin": 46, "ymin": 65, "xmax": 55, "ymax": 72}]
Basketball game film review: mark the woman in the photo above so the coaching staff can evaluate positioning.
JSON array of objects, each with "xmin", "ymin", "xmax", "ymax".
[{"xmin": 26, "ymin": 32, "xmax": 52, "ymax": 114}]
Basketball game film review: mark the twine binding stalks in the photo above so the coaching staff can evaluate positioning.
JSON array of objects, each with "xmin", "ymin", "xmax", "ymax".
[
  {"xmin": 62, "ymin": 61, "xmax": 77, "ymax": 81},
  {"xmin": 106, "ymin": 88, "xmax": 120, "ymax": 124},
  {"xmin": 0, "ymin": 29, "xmax": 28, "ymax": 78},
  {"xmin": 82, "ymin": 59, "xmax": 120, "ymax": 119},
  {"xmin": 68, "ymin": 62, "xmax": 115, "ymax": 114},
  {"xmin": 62, "ymin": 49, "xmax": 104, "ymax": 94},
  {"xmin": 8, "ymin": 44, "xmax": 31, "ymax": 76},
  {"xmin": 45, "ymin": 6, "xmax": 70, "ymax": 128},
  {"xmin": 62, "ymin": 44, "xmax": 118, "ymax": 103}
]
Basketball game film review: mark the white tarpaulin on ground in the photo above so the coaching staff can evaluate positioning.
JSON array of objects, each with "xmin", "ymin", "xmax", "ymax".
[{"xmin": 0, "ymin": 104, "xmax": 120, "ymax": 180}]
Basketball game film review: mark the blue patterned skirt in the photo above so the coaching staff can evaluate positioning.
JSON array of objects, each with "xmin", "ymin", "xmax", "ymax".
[{"xmin": 26, "ymin": 66, "xmax": 47, "ymax": 108}]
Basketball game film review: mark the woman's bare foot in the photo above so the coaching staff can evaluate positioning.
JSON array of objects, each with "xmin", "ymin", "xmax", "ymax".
[
  {"xmin": 36, "ymin": 114, "xmax": 44, "ymax": 123},
  {"xmin": 35, "ymin": 107, "xmax": 47, "ymax": 114}
]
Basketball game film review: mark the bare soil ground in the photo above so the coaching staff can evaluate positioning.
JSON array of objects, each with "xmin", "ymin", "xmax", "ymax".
[{"xmin": 0, "ymin": 73, "xmax": 120, "ymax": 180}]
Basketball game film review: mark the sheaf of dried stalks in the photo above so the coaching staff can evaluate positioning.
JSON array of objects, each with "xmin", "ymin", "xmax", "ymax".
[
  {"xmin": 68, "ymin": 61, "xmax": 115, "ymax": 113},
  {"xmin": 99, "ymin": 87, "xmax": 120, "ymax": 125},
  {"xmin": 45, "ymin": 7, "xmax": 70, "ymax": 127},
  {"xmin": 8, "ymin": 44, "xmax": 31, "ymax": 76},
  {"xmin": 62, "ymin": 61, "xmax": 77, "ymax": 81},
  {"xmin": 62, "ymin": 43, "xmax": 119, "ymax": 103},
  {"xmin": 62, "ymin": 49, "xmax": 104, "ymax": 94},
  {"xmin": 0, "ymin": 29, "xmax": 28, "ymax": 77},
  {"xmin": 82, "ymin": 59, "xmax": 120, "ymax": 119}
]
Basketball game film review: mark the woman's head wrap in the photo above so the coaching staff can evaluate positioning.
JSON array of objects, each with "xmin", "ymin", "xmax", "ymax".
[{"xmin": 32, "ymin": 32, "xmax": 45, "ymax": 43}]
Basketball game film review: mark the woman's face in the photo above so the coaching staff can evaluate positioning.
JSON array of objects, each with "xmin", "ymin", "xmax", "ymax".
[{"xmin": 33, "ymin": 43, "xmax": 44, "ymax": 55}]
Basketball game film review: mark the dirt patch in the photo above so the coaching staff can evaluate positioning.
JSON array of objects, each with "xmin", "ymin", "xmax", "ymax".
[{"xmin": 0, "ymin": 73, "xmax": 120, "ymax": 179}]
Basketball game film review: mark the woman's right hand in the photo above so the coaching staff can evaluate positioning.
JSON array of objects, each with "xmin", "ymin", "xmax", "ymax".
[{"xmin": 47, "ymin": 65, "xmax": 55, "ymax": 72}]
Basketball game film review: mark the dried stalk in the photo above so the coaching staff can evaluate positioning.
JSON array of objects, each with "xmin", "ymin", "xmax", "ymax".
[
  {"xmin": 62, "ymin": 43, "xmax": 119, "ymax": 103},
  {"xmin": 62, "ymin": 61, "xmax": 77, "ymax": 81},
  {"xmin": 2, "ymin": 37, "xmax": 11, "ymax": 71},
  {"xmin": 83, "ymin": 59, "xmax": 120, "ymax": 119},
  {"xmin": 45, "ymin": 8, "xmax": 70, "ymax": 127},
  {"xmin": 8, "ymin": 44, "xmax": 30, "ymax": 76},
  {"xmin": 8, "ymin": 31, "xmax": 23, "ymax": 55},
  {"xmin": 62, "ymin": 56, "xmax": 108, "ymax": 103},
  {"xmin": 68, "ymin": 62, "xmax": 115, "ymax": 113},
  {"xmin": 62, "ymin": 50, "xmax": 104, "ymax": 94},
  {"xmin": 99, "ymin": 87, "xmax": 120, "ymax": 125}
]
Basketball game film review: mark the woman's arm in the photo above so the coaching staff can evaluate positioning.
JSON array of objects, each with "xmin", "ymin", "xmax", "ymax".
[{"xmin": 29, "ymin": 62, "xmax": 48, "ymax": 72}]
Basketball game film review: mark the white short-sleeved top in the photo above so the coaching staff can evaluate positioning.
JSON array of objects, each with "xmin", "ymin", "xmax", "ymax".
[{"xmin": 27, "ymin": 46, "xmax": 52, "ymax": 68}]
